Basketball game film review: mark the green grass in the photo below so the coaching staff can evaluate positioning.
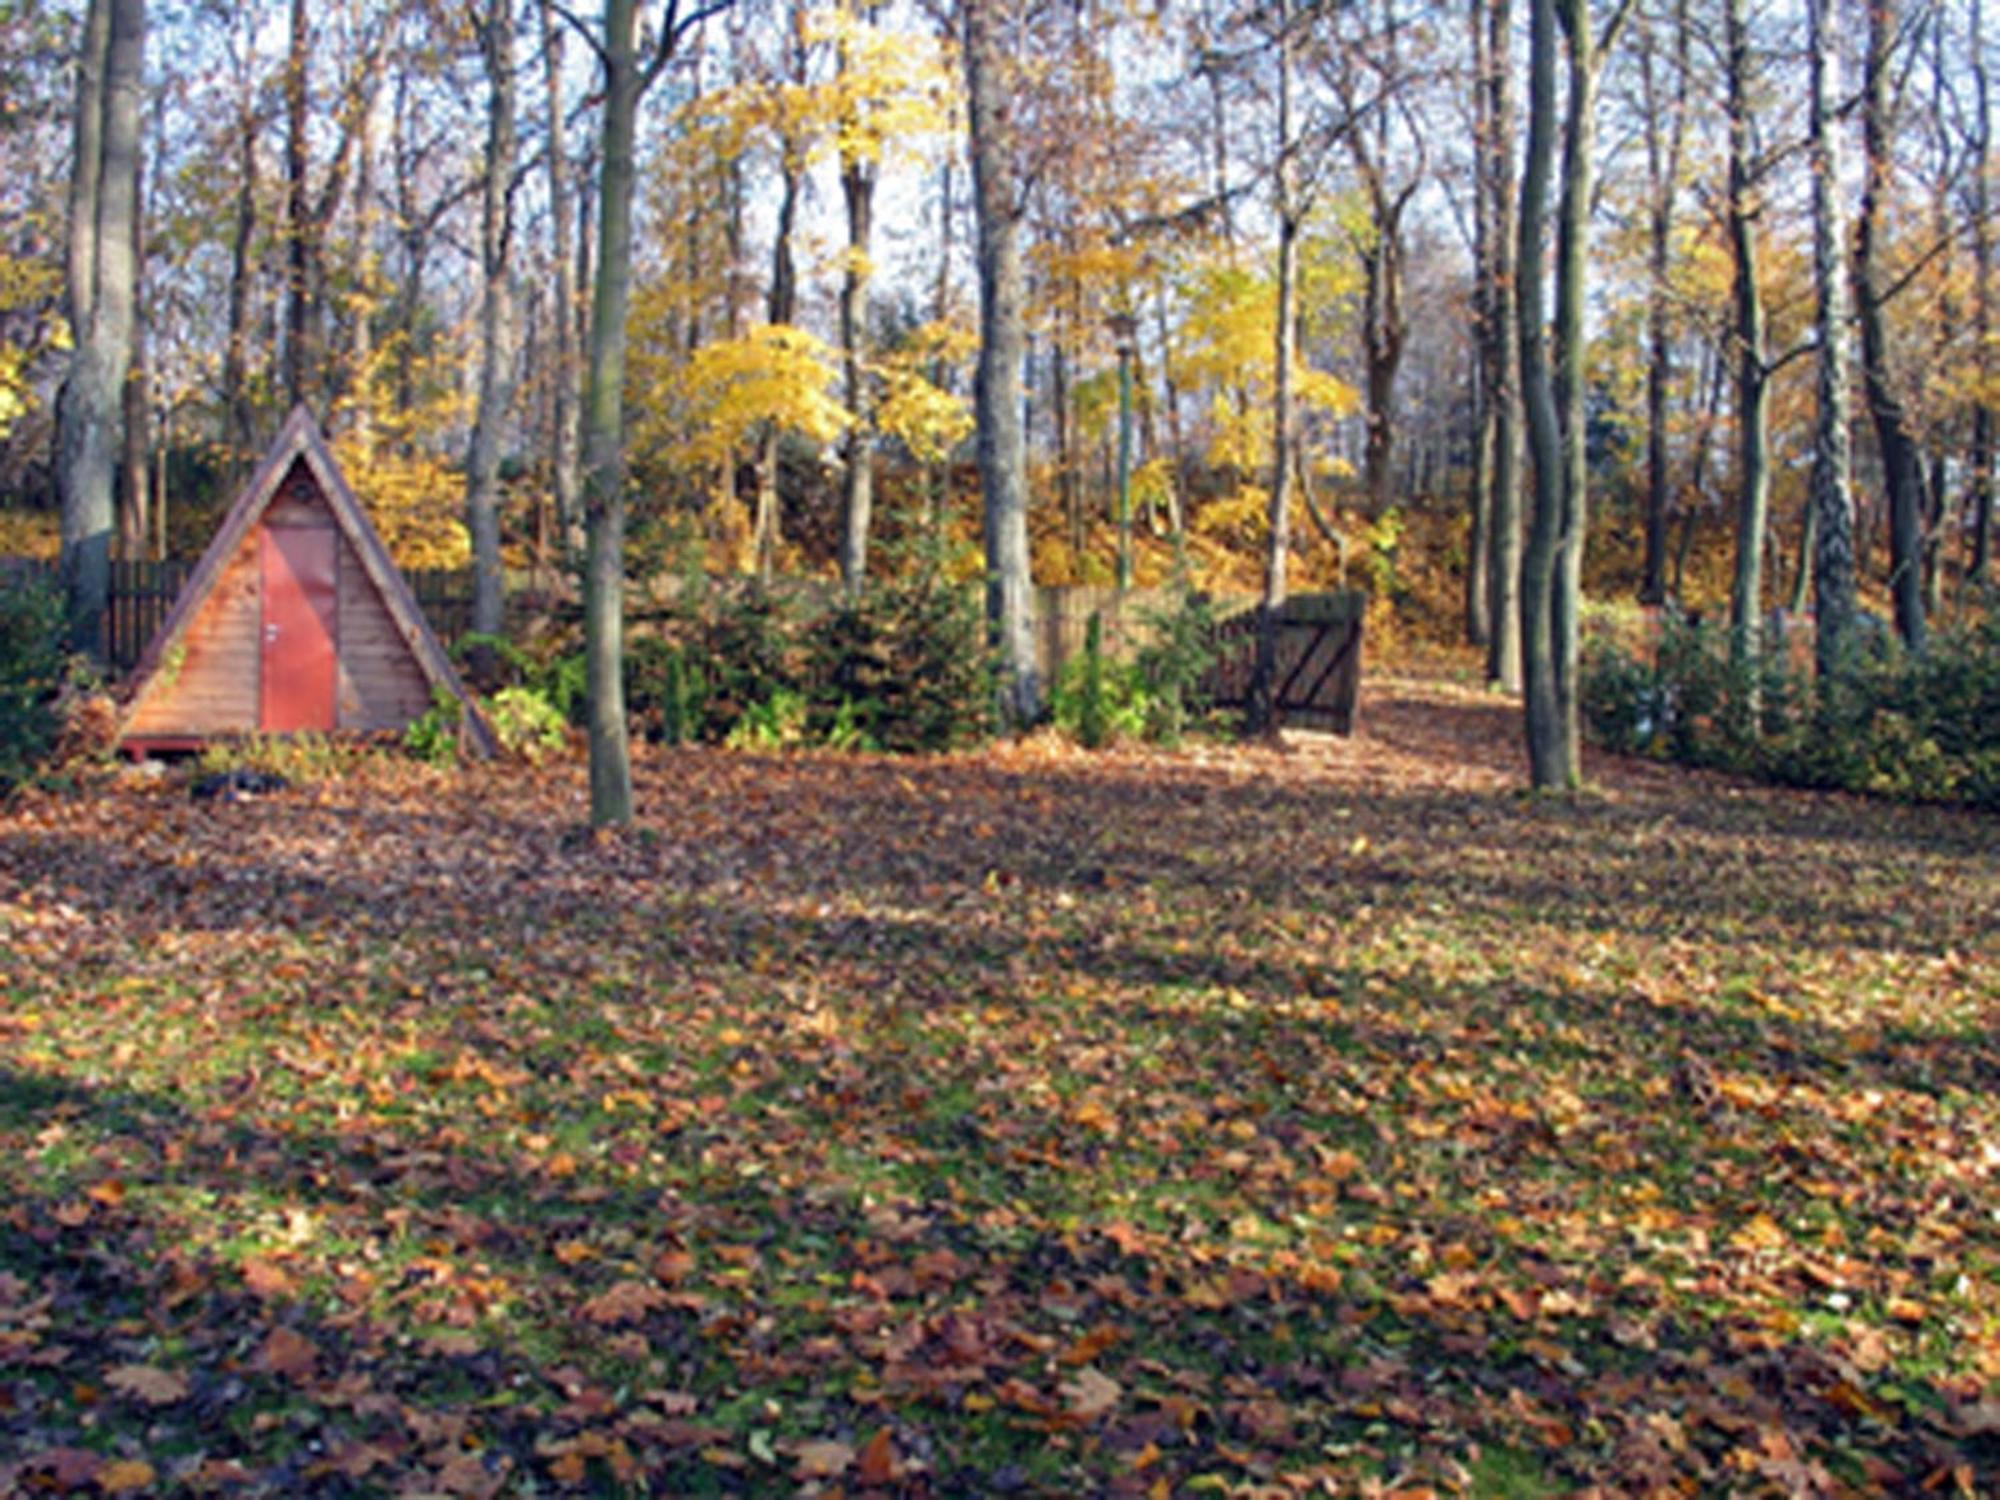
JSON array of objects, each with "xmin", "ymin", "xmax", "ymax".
[{"xmin": 0, "ymin": 676, "xmax": 1994, "ymax": 1493}]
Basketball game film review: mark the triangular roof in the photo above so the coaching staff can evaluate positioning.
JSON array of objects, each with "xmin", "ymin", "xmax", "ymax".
[{"xmin": 123, "ymin": 405, "xmax": 495, "ymax": 756}]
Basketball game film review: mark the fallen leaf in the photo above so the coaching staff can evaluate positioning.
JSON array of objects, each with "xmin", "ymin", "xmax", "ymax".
[
  {"xmin": 856, "ymin": 1426, "xmax": 900, "ymax": 1486},
  {"xmin": 792, "ymin": 1439, "xmax": 854, "ymax": 1479},
  {"xmin": 105, "ymin": 1364, "xmax": 190, "ymax": 1405},
  {"xmin": 96, "ymin": 1458, "xmax": 157, "ymax": 1494},
  {"xmin": 1061, "ymin": 1365, "xmax": 1123, "ymax": 1421},
  {"xmin": 256, "ymin": 1326, "xmax": 319, "ymax": 1381}
]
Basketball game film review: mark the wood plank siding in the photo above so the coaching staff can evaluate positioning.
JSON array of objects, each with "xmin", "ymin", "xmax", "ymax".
[
  {"xmin": 123, "ymin": 537, "xmax": 262, "ymax": 737},
  {"xmin": 336, "ymin": 529, "xmax": 433, "ymax": 730}
]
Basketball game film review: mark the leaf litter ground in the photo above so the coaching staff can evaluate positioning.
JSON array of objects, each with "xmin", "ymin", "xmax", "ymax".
[{"xmin": 1, "ymin": 672, "xmax": 1995, "ymax": 1496}]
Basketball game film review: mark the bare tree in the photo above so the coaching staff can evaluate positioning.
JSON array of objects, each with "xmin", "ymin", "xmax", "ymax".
[
  {"xmin": 56, "ymin": 0, "xmax": 143, "ymax": 663},
  {"xmin": 964, "ymin": 0, "xmax": 1039, "ymax": 726},
  {"xmin": 1806, "ymin": 0, "xmax": 1856, "ymax": 671},
  {"xmin": 570, "ymin": 0, "xmax": 731, "ymax": 826},
  {"xmin": 467, "ymin": 0, "xmax": 520, "ymax": 638},
  {"xmin": 1855, "ymin": 0, "xmax": 1928, "ymax": 650}
]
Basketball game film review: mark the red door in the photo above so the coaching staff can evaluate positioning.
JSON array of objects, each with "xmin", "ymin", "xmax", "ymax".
[{"xmin": 260, "ymin": 526, "xmax": 338, "ymax": 731}]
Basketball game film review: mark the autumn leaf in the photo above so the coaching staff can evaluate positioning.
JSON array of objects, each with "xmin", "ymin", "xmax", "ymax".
[
  {"xmin": 96, "ymin": 1458, "xmax": 157, "ymax": 1494},
  {"xmin": 105, "ymin": 1364, "xmax": 189, "ymax": 1405},
  {"xmin": 792, "ymin": 1438, "xmax": 854, "ymax": 1479},
  {"xmin": 580, "ymin": 1280, "xmax": 670, "ymax": 1326},
  {"xmin": 256, "ymin": 1326, "xmax": 319, "ymax": 1382},
  {"xmin": 855, "ymin": 1427, "xmax": 900, "ymax": 1487},
  {"xmin": 1061, "ymin": 1366, "xmax": 1123, "ymax": 1422}
]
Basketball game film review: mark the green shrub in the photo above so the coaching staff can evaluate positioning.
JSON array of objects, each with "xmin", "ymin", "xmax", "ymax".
[
  {"xmin": 404, "ymin": 685, "xmax": 466, "ymax": 765},
  {"xmin": 725, "ymin": 688, "xmax": 809, "ymax": 751},
  {"xmin": 0, "ymin": 581, "xmax": 65, "ymax": 790},
  {"xmin": 1580, "ymin": 605, "xmax": 2000, "ymax": 809},
  {"xmin": 455, "ymin": 632, "xmax": 587, "ymax": 724},
  {"xmin": 1132, "ymin": 589, "xmax": 1221, "ymax": 744},
  {"xmin": 1053, "ymin": 612, "xmax": 1148, "ymax": 748},
  {"xmin": 804, "ymin": 573, "xmax": 993, "ymax": 753},
  {"xmin": 486, "ymin": 686, "xmax": 568, "ymax": 764},
  {"xmin": 198, "ymin": 731, "xmax": 366, "ymax": 783}
]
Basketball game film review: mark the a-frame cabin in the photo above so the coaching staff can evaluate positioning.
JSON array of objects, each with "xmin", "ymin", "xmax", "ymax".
[{"xmin": 120, "ymin": 406, "xmax": 494, "ymax": 756}]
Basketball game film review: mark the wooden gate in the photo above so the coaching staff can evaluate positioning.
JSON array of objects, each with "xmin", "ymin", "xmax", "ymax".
[{"xmin": 1206, "ymin": 591, "xmax": 1366, "ymax": 733}]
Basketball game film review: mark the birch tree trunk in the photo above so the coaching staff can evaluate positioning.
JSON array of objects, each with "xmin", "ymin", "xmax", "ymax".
[
  {"xmin": 542, "ymin": 3, "xmax": 582, "ymax": 555},
  {"xmin": 1638, "ymin": 0, "xmax": 1687, "ymax": 607},
  {"xmin": 1480, "ymin": 0, "xmax": 1522, "ymax": 690},
  {"xmin": 1725, "ymin": 0, "xmax": 1770, "ymax": 664},
  {"xmin": 1973, "ymin": 0, "xmax": 1994, "ymax": 584}
]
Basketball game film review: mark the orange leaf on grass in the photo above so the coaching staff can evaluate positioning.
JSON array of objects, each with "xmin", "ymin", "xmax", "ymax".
[
  {"xmin": 256, "ymin": 1326, "xmax": 319, "ymax": 1381},
  {"xmin": 105, "ymin": 1364, "xmax": 190, "ymax": 1405}
]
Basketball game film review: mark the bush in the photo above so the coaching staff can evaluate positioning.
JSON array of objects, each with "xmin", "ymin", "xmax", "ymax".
[
  {"xmin": 454, "ymin": 632, "xmax": 587, "ymax": 724},
  {"xmin": 1052, "ymin": 592, "xmax": 1223, "ymax": 750},
  {"xmin": 803, "ymin": 572, "xmax": 994, "ymax": 753},
  {"xmin": 1053, "ymin": 613, "xmax": 1148, "ymax": 748},
  {"xmin": 199, "ymin": 731, "xmax": 365, "ymax": 783},
  {"xmin": 626, "ymin": 574, "xmax": 993, "ymax": 755},
  {"xmin": 404, "ymin": 685, "xmax": 468, "ymax": 765},
  {"xmin": 1132, "ymin": 589, "xmax": 1221, "ymax": 744},
  {"xmin": 627, "ymin": 589, "xmax": 802, "ymax": 746},
  {"xmin": 486, "ymin": 686, "xmax": 568, "ymax": 764},
  {"xmin": 1580, "ymin": 606, "xmax": 2000, "ymax": 809},
  {"xmin": 0, "ymin": 581, "xmax": 65, "ymax": 790}
]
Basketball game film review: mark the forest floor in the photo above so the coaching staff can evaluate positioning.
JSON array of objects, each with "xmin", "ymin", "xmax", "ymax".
[{"xmin": 1, "ymin": 667, "xmax": 1995, "ymax": 1497}]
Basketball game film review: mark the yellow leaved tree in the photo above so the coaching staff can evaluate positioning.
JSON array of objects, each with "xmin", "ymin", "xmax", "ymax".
[
  {"xmin": 0, "ymin": 253, "xmax": 63, "ymax": 442},
  {"xmin": 330, "ymin": 330, "xmax": 472, "ymax": 571}
]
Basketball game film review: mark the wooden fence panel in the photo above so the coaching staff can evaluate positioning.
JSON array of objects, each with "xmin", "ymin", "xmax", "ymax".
[{"xmin": 1206, "ymin": 591, "xmax": 1366, "ymax": 733}]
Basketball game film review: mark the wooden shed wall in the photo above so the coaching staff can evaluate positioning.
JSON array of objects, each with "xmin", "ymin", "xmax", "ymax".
[
  {"xmin": 123, "ymin": 536, "xmax": 261, "ymax": 737},
  {"xmin": 335, "ymin": 529, "xmax": 433, "ymax": 731},
  {"xmin": 127, "ymin": 472, "xmax": 438, "ymax": 740}
]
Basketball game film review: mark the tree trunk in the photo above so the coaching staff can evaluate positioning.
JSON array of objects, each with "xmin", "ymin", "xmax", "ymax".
[
  {"xmin": 755, "ymin": 150, "xmax": 801, "ymax": 585},
  {"xmin": 1972, "ymin": 0, "xmax": 1994, "ymax": 584},
  {"xmin": 118, "ymin": 128, "xmax": 148, "ymax": 562},
  {"xmin": 1725, "ymin": 0, "xmax": 1769, "ymax": 664},
  {"xmin": 1855, "ymin": 0, "xmax": 1927, "ymax": 651},
  {"xmin": 837, "ymin": 10, "xmax": 879, "ymax": 596},
  {"xmin": 223, "ymin": 68, "xmax": 257, "ymax": 476},
  {"xmin": 542, "ymin": 3, "xmax": 582, "ymax": 556},
  {"xmin": 283, "ymin": 0, "xmax": 311, "ymax": 409},
  {"xmin": 1639, "ymin": 0, "xmax": 1687, "ymax": 607},
  {"xmin": 1248, "ymin": 0, "xmax": 1297, "ymax": 740},
  {"xmin": 1517, "ymin": 0, "xmax": 1564, "ymax": 786},
  {"xmin": 581, "ymin": 0, "xmax": 643, "ymax": 825},
  {"xmin": 1481, "ymin": 0, "xmax": 1523, "ymax": 691},
  {"xmin": 1550, "ymin": 0, "xmax": 1608, "ymax": 781},
  {"xmin": 467, "ymin": 0, "xmax": 517, "ymax": 639},
  {"xmin": 57, "ymin": 0, "xmax": 142, "ymax": 665},
  {"xmin": 1807, "ymin": 0, "xmax": 1857, "ymax": 674},
  {"xmin": 965, "ymin": 0, "xmax": 1039, "ymax": 727}
]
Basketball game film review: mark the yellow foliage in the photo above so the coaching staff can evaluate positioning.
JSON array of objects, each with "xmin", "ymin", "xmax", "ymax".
[
  {"xmin": 1174, "ymin": 251, "xmax": 1359, "ymax": 473},
  {"xmin": 873, "ymin": 361, "xmax": 970, "ymax": 463},
  {"xmin": 1192, "ymin": 486, "xmax": 1271, "ymax": 547},
  {"xmin": 663, "ymin": 324, "xmax": 852, "ymax": 474},
  {"xmin": 0, "ymin": 252, "xmax": 62, "ymax": 440},
  {"xmin": 0, "ymin": 509, "xmax": 59, "ymax": 559},
  {"xmin": 330, "ymin": 331, "xmax": 472, "ymax": 570}
]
